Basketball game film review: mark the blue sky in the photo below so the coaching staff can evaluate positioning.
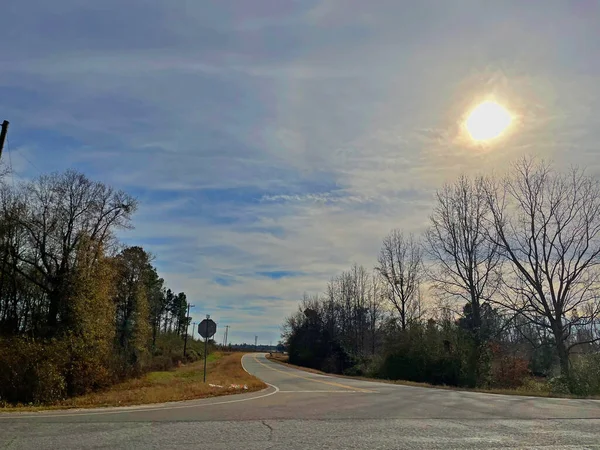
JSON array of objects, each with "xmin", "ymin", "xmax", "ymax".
[{"xmin": 2, "ymin": 0, "xmax": 599, "ymax": 344}]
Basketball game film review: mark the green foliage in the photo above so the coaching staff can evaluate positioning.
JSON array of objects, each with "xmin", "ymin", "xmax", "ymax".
[
  {"xmin": 287, "ymin": 319, "xmax": 354, "ymax": 374},
  {"xmin": 529, "ymin": 344, "xmax": 556, "ymax": 377},
  {"xmin": 548, "ymin": 375, "xmax": 571, "ymax": 395},
  {"xmin": 375, "ymin": 324, "xmax": 478, "ymax": 387},
  {"xmin": 65, "ymin": 240, "xmax": 117, "ymax": 395},
  {"xmin": 537, "ymin": 355, "xmax": 600, "ymax": 396},
  {"xmin": 566, "ymin": 354, "xmax": 600, "ymax": 396},
  {"xmin": 0, "ymin": 170, "xmax": 193, "ymax": 405},
  {"xmin": 0, "ymin": 337, "xmax": 67, "ymax": 404}
]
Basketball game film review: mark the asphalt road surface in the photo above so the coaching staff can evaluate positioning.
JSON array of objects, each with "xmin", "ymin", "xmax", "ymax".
[{"xmin": 1, "ymin": 354, "xmax": 600, "ymax": 449}]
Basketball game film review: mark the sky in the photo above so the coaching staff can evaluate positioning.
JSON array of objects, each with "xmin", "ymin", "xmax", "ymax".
[{"xmin": 1, "ymin": 0, "xmax": 600, "ymax": 345}]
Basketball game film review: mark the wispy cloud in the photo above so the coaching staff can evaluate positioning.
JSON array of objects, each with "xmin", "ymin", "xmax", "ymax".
[{"xmin": 2, "ymin": 0, "xmax": 599, "ymax": 344}]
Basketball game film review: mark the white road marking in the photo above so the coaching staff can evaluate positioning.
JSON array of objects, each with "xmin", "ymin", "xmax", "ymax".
[{"xmin": 277, "ymin": 390, "xmax": 365, "ymax": 393}]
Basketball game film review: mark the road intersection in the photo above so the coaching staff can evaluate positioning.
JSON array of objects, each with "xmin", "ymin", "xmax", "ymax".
[{"xmin": 1, "ymin": 354, "xmax": 599, "ymax": 448}]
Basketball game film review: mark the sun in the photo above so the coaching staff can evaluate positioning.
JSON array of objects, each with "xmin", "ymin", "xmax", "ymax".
[{"xmin": 465, "ymin": 101, "xmax": 512, "ymax": 142}]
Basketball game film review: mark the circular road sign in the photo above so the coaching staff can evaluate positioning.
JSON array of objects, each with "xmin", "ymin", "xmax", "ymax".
[{"xmin": 198, "ymin": 319, "xmax": 217, "ymax": 339}]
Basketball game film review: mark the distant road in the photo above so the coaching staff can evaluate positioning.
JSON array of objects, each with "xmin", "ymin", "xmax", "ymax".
[{"xmin": 1, "ymin": 354, "xmax": 600, "ymax": 449}]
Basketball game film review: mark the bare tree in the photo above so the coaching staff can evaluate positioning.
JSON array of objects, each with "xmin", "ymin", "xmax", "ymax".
[
  {"xmin": 9, "ymin": 170, "xmax": 137, "ymax": 335},
  {"xmin": 425, "ymin": 175, "xmax": 502, "ymax": 342},
  {"xmin": 485, "ymin": 157, "xmax": 600, "ymax": 376},
  {"xmin": 376, "ymin": 230, "xmax": 423, "ymax": 330},
  {"xmin": 366, "ymin": 273, "xmax": 384, "ymax": 355}
]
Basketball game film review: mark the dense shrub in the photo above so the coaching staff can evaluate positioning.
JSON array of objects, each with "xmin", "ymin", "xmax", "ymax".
[
  {"xmin": 376, "ymin": 348, "xmax": 466, "ymax": 386},
  {"xmin": 371, "ymin": 323, "xmax": 484, "ymax": 387},
  {"xmin": 147, "ymin": 355, "xmax": 173, "ymax": 372},
  {"xmin": 489, "ymin": 344, "xmax": 530, "ymax": 389},
  {"xmin": 287, "ymin": 321, "xmax": 352, "ymax": 373},
  {"xmin": 0, "ymin": 332, "xmax": 208, "ymax": 405},
  {"xmin": 490, "ymin": 355, "xmax": 529, "ymax": 388},
  {"xmin": 549, "ymin": 375, "xmax": 571, "ymax": 395},
  {"xmin": 187, "ymin": 349, "xmax": 200, "ymax": 362},
  {"xmin": 0, "ymin": 338, "xmax": 67, "ymax": 404},
  {"xmin": 567, "ymin": 354, "xmax": 600, "ymax": 396}
]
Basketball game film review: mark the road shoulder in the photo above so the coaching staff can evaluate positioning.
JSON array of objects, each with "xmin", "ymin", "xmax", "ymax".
[{"xmin": 1, "ymin": 352, "xmax": 266, "ymax": 413}]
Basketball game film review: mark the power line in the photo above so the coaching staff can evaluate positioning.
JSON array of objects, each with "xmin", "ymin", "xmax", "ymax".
[
  {"xmin": 18, "ymin": 149, "xmax": 42, "ymax": 174},
  {"xmin": 6, "ymin": 138, "xmax": 15, "ymax": 187}
]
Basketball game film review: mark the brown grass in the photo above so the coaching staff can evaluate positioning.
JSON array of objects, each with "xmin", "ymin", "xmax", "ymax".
[
  {"xmin": 2, "ymin": 352, "xmax": 266, "ymax": 412},
  {"xmin": 265, "ymin": 353, "xmax": 600, "ymax": 400}
]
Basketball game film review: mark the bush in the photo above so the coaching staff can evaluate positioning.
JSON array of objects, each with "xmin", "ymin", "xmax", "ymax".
[
  {"xmin": 343, "ymin": 364, "xmax": 364, "ymax": 377},
  {"xmin": 187, "ymin": 349, "xmax": 200, "ymax": 362},
  {"xmin": 519, "ymin": 377, "xmax": 549, "ymax": 393},
  {"xmin": 567, "ymin": 354, "xmax": 600, "ymax": 396},
  {"xmin": 546, "ymin": 355, "xmax": 600, "ymax": 396},
  {"xmin": 63, "ymin": 334, "xmax": 115, "ymax": 396},
  {"xmin": 0, "ymin": 337, "xmax": 68, "ymax": 404},
  {"xmin": 549, "ymin": 375, "xmax": 571, "ymax": 395},
  {"xmin": 372, "ymin": 324, "xmax": 480, "ymax": 387},
  {"xmin": 0, "ymin": 331, "xmax": 209, "ymax": 406},
  {"xmin": 376, "ymin": 350, "xmax": 465, "ymax": 386},
  {"xmin": 490, "ymin": 354, "xmax": 530, "ymax": 388},
  {"xmin": 148, "ymin": 355, "xmax": 172, "ymax": 372}
]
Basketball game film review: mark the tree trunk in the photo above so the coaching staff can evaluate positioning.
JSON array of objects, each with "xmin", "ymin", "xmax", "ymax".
[
  {"xmin": 471, "ymin": 294, "xmax": 481, "ymax": 340},
  {"xmin": 552, "ymin": 324, "xmax": 570, "ymax": 377},
  {"xmin": 556, "ymin": 338, "xmax": 570, "ymax": 378},
  {"xmin": 46, "ymin": 289, "xmax": 61, "ymax": 335},
  {"xmin": 400, "ymin": 299, "xmax": 406, "ymax": 331},
  {"xmin": 152, "ymin": 318, "xmax": 158, "ymax": 348}
]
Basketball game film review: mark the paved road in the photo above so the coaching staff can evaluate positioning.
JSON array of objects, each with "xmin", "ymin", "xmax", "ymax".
[{"xmin": 1, "ymin": 354, "xmax": 600, "ymax": 449}]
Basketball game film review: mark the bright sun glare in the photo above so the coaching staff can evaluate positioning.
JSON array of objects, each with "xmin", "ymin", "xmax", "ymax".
[{"xmin": 465, "ymin": 101, "xmax": 512, "ymax": 142}]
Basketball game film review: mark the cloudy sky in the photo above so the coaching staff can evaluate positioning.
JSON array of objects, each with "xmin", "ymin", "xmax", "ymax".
[{"xmin": 1, "ymin": 0, "xmax": 599, "ymax": 344}]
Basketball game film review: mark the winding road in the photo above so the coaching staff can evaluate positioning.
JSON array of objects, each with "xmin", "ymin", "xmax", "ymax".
[{"xmin": 1, "ymin": 354, "xmax": 600, "ymax": 449}]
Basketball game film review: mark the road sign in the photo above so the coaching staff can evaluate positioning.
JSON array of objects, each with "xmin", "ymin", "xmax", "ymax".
[
  {"xmin": 199, "ymin": 315, "xmax": 217, "ymax": 383},
  {"xmin": 198, "ymin": 318, "xmax": 217, "ymax": 339}
]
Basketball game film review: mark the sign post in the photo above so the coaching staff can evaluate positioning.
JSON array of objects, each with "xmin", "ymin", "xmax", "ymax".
[{"xmin": 198, "ymin": 315, "xmax": 217, "ymax": 383}]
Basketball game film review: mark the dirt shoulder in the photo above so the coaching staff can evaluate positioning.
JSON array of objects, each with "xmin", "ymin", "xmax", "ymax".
[{"xmin": 2, "ymin": 352, "xmax": 266, "ymax": 412}]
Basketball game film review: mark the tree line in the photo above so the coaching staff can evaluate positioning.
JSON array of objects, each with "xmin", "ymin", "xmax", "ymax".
[
  {"xmin": 0, "ymin": 170, "xmax": 198, "ymax": 404},
  {"xmin": 283, "ymin": 158, "xmax": 600, "ymax": 395}
]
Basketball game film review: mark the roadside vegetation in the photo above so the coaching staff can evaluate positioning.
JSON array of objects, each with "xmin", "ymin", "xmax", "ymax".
[
  {"xmin": 0, "ymin": 170, "xmax": 212, "ymax": 407},
  {"xmin": 3, "ymin": 352, "xmax": 266, "ymax": 411},
  {"xmin": 267, "ymin": 352, "xmax": 599, "ymax": 399},
  {"xmin": 282, "ymin": 157, "xmax": 600, "ymax": 398}
]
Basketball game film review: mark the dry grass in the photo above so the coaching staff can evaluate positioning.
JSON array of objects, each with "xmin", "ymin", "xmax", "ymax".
[
  {"xmin": 2, "ymin": 352, "xmax": 266, "ymax": 412},
  {"xmin": 265, "ymin": 353, "xmax": 600, "ymax": 400}
]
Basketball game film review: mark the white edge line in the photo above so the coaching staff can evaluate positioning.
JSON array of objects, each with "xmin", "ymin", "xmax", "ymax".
[
  {"xmin": 240, "ymin": 352, "xmax": 253, "ymax": 374},
  {"xmin": 0, "ymin": 354, "xmax": 279, "ymax": 420}
]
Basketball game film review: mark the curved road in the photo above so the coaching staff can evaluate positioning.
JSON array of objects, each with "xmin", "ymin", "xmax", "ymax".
[{"xmin": 1, "ymin": 353, "xmax": 600, "ymax": 449}]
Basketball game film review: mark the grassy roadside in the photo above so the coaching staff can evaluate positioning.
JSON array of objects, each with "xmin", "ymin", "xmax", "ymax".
[
  {"xmin": 2, "ymin": 352, "xmax": 266, "ymax": 412},
  {"xmin": 266, "ymin": 353, "xmax": 599, "ymax": 400}
]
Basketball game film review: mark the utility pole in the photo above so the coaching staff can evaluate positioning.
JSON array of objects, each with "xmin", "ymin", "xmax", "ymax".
[
  {"xmin": 183, "ymin": 303, "xmax": 195, "ymax": 359},
  {"xmin": 254, "ymin": 335, "xmax": 258, "ymax": 352},
  {"xmin": 0, "ymin": 121, "xmax": 9, "ymax": 161},
  {"xmin": 203, "ymin": 314, "xmax": 210, "ymax": 383},
  {"xmin": 223, "ymin": 325, "xmax": 229, "ymax": 347}
]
